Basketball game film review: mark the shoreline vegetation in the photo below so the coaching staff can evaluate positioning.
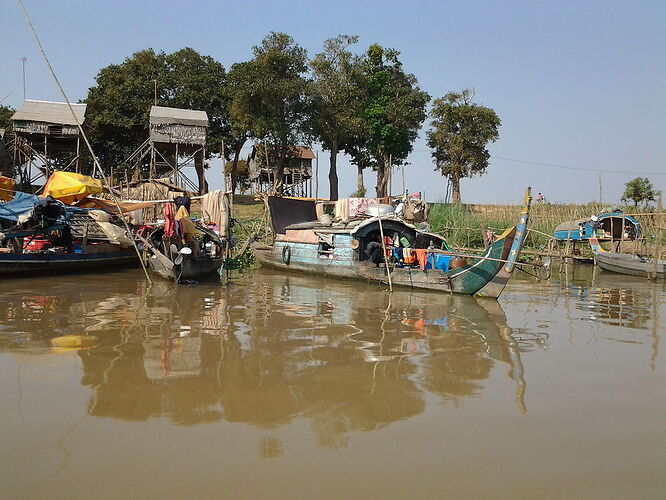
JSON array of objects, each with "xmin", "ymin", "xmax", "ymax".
[{"xmin": 223, "ymin": 195, "xmax": 665, "ymax": 260}]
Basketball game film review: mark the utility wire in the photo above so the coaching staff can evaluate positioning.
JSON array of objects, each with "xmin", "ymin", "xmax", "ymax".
[
  {"xmin": 490, "ymin": 155, "xmax": 666, "ymax": 176},
  {"xmin": 409, "ymin": 148, "xmax": 664, "ymax": 176},
  {"xmin": 17, "ymin": 0, "xmax": 153, "ymax": 284}
]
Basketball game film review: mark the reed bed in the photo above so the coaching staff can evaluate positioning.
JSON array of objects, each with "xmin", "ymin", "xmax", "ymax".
[{"xmin": 428, "ymin": 201, "xmax": 665, "ymax": 253}]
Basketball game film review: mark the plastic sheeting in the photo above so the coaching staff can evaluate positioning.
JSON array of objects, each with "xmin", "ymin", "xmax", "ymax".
[{"xmin": 42, "ymin": 172, "xmax": 103, "ymax": 204}]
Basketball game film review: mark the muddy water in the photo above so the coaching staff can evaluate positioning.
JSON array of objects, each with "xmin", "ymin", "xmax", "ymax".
[{"xmin": 0, "ymin": 266, "xmax": 664, "ymax": 499}]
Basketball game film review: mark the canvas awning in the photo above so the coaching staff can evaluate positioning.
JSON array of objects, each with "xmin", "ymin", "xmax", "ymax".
[{"xmin": 42, "ymin": 172, "xmax": 104, "ymax": 204}]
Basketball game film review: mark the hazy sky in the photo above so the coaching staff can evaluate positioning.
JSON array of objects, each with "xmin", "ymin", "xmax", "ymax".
[{"xmin": 3, "ymin": 0, "xmax": 664, "ymax": 204}]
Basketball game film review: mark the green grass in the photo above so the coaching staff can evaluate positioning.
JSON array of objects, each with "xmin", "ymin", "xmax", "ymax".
[{"xmin": 428, "ymin": 201, "xmax": 664, "ymax": 252}]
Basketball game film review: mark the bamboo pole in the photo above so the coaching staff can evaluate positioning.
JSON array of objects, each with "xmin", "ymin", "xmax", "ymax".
[
  {"xmin": 653, "ymin": 193, "xmax": 663, "ymax": 279},
  {"xmin": 376, "ymin": 212, "xmax": 393, "ymax": 292}
]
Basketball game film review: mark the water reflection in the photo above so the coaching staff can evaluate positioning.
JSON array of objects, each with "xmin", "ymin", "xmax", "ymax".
[{"xmin": 0, "ymin": 270, "xmax": 545, "ymax": 446}]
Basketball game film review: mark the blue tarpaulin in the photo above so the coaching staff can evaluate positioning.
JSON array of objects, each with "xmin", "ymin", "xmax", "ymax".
[
  {"xmin": 0, "ymin": 192, "xmax": 43, "ymax": 222},
  {"xmin": 0, "ymin": 191, "xmax": 90, "ymax": 225}
]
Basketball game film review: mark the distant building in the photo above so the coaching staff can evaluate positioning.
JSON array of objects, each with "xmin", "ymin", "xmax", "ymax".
[
  {"xmin": 248, "ymin": 145, "xmax": 314, "ymax": 196},
  {"xmin": 11, "ymin": 99, "xmax": 87, "ymax": 184},
  {"xmin": 124, "ymin": 105, "xmax": 209, "ymax": 194}
]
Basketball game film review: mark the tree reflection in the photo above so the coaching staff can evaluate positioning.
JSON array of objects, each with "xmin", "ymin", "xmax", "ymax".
[{"xmin": 0, "ymin": 271, "xmax": 540, "ymax": 447}]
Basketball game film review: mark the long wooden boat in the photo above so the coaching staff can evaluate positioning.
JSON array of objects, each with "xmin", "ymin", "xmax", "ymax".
[
  {"xmin": 0, "ymin": 249, "xmax": 138, "ymax": 277},
  {"xmin": 1, "ymin": 192, "xmax": 139, "ymax": 278},
  {"xmin": 589, "ymin": 237, "xmax": 665, "ymax": 278},
  {"xmin": 252, "ymin": 189, "xmax": 532, "ymax": 298}
]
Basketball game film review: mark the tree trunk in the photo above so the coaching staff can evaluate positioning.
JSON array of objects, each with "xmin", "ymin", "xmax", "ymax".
[
  {"xmin": 356, "ymin": 165, "xmax": 365, "ymax": 196},
  {"xmin": 328, "ymin": 146, "xmax": 339, "ymax": 201},
  {"xmin": 451, "ymin": 173, "xmax": 461, "ymax": 204},
  {"xmin": 272, "ymin": 143, "xmax": 288, "ymax": 195},
  {"xmin": 195, "ymin": 151, "xmax": 208, "ymax": 195},
  {"xmin": 375, "ymin": 154, "xmax": 390, "ymax": 198},
  {"xmin": 230, "ymin": 139, "xmax": 245, "ymax": 194}
]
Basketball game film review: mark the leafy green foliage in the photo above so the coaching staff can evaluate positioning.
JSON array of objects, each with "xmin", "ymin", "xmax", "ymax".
[
  {"xmin": 621, "ymin": 177, "xmax": 658, "ymax": 209},
  {"xmin": 350, "ymin": 44, "xmax": 429, "ymax": 197},
  {"xmin": 427, "ymin": 89, "xmax": 500, "ymax": 203},
  {"xmin": 85, "ymin": 48, "xmax": 229, "ymax": 176},
  {"xmin": 229, "ymin": 32, "xmax": 311, "ymax": 194},
  {"xmin": 309, "ymin": 35, "xmax": 365, "ymax": 200},
  {"xmin": 0, "ymin": 105, "xmax": 14, "ymax": 130}
]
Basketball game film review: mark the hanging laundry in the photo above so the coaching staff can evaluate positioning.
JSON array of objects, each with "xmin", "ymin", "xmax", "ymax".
[
  {"xmin": 414, "ymin": 248, "xmax": 429, "ymax": 270},
  {"xmin": 163, "ymin": 201, "xmax": 177, "ymax": 238}
]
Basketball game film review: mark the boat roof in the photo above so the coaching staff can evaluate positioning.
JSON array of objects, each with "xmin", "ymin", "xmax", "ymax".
[
  {"xmin": 284, "ymin": 214, "xmax": 427, "ymax": 235},
  {"xmin": 554, "ymin": 213, "xmax": 639, "ymax": 232}
]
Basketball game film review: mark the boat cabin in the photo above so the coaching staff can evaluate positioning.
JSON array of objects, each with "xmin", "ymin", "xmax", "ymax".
[
  {"xmin": 553, "ymin": 213, "xmax": 640, "ymax": 242},
  {"xmin": 267, "ymin": 196, "xmax": 448, "ymax": 269}
]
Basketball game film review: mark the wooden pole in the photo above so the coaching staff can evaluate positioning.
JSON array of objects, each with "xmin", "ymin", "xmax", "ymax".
[
  {"xmin": 315, "ymin": 150, "xmax": 319, "ymax": 200},
  {"xmin": 653, "ymin": 193, "xmax": 663, "ymax": 279},
  {"xmin": 377, "ymin": 213, "xmax": 393, "ymax": 292}
]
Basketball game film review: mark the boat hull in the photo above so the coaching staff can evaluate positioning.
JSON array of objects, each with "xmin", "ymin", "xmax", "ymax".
[
  {"xmin": 594, "ymin": 252, "xmax": 665, "ymax": 277},
  {"xmin": 0, "ymin": 250, "xmax": 139, "ymax": 277},
  {"xmin": 148, "ymin": 255, "xmax": 223, "ymax": 281},
  {"xmin": 253, "ymin": 228, "xmax": 515, "ymax": 296}
]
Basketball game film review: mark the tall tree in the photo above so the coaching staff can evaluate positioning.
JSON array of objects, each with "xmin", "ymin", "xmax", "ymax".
[
  {"xmin": 621, "ymin": 177, "xmax": 658, "ymax": 209},
  {"xmin": 427, "ymin": 89, "xmax": 500, "ymax": 203},
  {"xmin": 227, "ymin": 61, "xmax": 259, "ymax": 193},
  {"xmin": 85, "ymin": 47, "xmax": 229, "ymax": 189},
  {"xmin": 233, "ymin": 32, "xmax": 311, "ymax": 195},
  {"xmin": 352, "ymin": 44, "xmax": 429, "ymax": 198},
  {"xmin": 310, "ymin": 35, "xmax": 364, "ymax": 200}
]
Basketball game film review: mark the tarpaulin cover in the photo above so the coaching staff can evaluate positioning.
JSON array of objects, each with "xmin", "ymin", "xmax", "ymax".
[
  {"xmin": 42, "ymin": 171, "xmax": 103, "ymax": 204},
  {"xmin": 0, "ymin": 191, "xmax": 89, "ymax": 225},
  {"xmin": 268, "ymin": 196, "xmax": 317, "ymax": 234},
  {"xmin": 0, "ymin": 176, "xmax": 15, "ymax": 201},
  {"xmin": 0, "ymin": 191, "xmax": 42, "ymax": 222}
]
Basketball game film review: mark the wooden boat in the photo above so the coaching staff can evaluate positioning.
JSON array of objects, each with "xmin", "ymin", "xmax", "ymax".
[
  {"xmin": 139, "ymin": 223, "xmax": 225, "ymax": 282},
  {"xmin": 0, "ymin": 193, "xmax": 139, "ymax": 277},
  {"xmin": 554, "ymin": 213, "xmax": 640, "ymax": 242},
  {"xmin": 589, "ymin": 237, "xmax": 665, "ymax": 278},
  {"xmin": 252, "ymin": 189, "xmax": 532, "ymax": 298}
]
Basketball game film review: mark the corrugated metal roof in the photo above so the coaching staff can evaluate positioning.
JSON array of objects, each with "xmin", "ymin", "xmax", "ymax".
[
  {"xmin": 150, "ymin": 106, "xmax": 208, "ymax": 127},
  {"xmin": 11, "ymin": 100, "xmax": 86, "ymax": 125}
]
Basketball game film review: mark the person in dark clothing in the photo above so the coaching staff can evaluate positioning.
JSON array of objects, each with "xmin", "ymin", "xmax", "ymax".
[
  {"xmin": 174, "ymin": 194, "xmax": 191, "ymax": 213},
  {"xmin": 365, "ymin": 236, "xmax": 384, "ymax": 266}
]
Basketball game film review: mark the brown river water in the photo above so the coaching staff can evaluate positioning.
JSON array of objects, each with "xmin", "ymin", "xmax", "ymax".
[{"xmin": 1, "ymin": 265, "xmax": 664, "ymax": 499}]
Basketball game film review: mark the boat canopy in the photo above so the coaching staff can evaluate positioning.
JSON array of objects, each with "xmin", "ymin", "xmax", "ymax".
[
  {"xmin": 0, "ymin": 191, "xmax": 90, "ymax": 227},
  {"xmin": 553, "ymin": 213, "xmax": 640, "ymax": 241},
  {"xmin": 42, "ymin": 171, "xmax": 103, "ymax": 204}
]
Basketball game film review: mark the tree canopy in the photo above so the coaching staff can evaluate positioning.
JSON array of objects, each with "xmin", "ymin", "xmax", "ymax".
[
  {"xmin": 621, "ymin": 177, "xmax": 658, "ymax": 209},
  {"xmin": 309, "ymin": 35, "xmax": 365, "ymax": 200},
  {"xmin": 426, "ymin": 89, "xmax": 500, "ymax": 203},
  {"xmin": 351, "ymin": 44, "xmax": 429, "ymax": 198},
  {"xmin": 231, "ymin": 32, "xmax": 311, "ymax": 195},
  {"xmin": 85, "ymin": 48, "xmax": 229, "ymax": 180},
  {"xmin": 0, "ymin": 105, "xmax": 13, "ymax": 130}
]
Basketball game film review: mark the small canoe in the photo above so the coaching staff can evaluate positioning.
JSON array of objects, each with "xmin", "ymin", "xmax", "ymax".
[{"xmin": 589, "ymin": 237, "xmax": 665, "ymax": 278}]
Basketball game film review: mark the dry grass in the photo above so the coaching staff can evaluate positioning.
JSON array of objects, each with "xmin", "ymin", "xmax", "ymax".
[{"xmin": 429, "ymin": 201, "xmax": 665, "ymax": 253}]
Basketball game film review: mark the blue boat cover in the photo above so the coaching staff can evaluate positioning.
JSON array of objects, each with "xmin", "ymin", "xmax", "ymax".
[
  {"xmin": 0, "ymin": 191, "xmax": 91, "ymax": 223},
  {"xmin": 0, "ymin": 192, "xmax": 42, "ymax": 222}
]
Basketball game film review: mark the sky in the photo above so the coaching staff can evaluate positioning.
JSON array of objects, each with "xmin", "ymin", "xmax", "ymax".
[{"xmin": 2, "ymin": 0, "xmax": 664, "ymax": 204}]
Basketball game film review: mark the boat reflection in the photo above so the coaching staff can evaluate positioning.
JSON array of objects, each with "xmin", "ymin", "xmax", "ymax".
[
  {"xmin": 0, "ymin": 270, "xmax": 545, "ymax": 446},
  {"xmin": 582, "ymin": 273, "xmax": 654, "ymax": 328}
]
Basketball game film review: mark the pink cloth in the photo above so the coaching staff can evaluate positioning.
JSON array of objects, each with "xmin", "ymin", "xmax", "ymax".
[
  {"xmin": 348, "ymin": 197, "xmax": 377, "ymax": 217},
  {"xmin": 164, "ymin": 202, "xmax": 177, "ymax": 238}
]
